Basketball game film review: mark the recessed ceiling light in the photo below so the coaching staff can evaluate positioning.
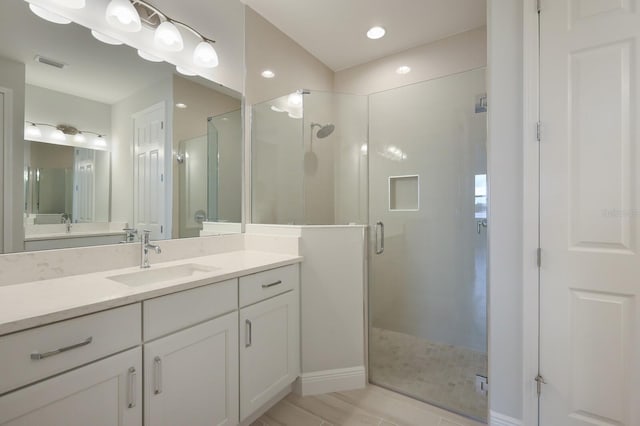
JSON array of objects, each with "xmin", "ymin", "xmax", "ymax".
[
  {"xmin": 175, "ymin": 103, "xmax": 187, "ymax": 109},
  {"xmin": 396, "ymin": 65, "xmax": 411, "ymax": 75},
  {"xmin": 261, "ymin": 69, "xmax": 275, "ymax": 79},
  {"xmin": 366, "ymin": 26, "xmax": 386, "ymax": 40}
]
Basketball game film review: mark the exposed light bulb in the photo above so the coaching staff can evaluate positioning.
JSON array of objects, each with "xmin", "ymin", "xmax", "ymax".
[
  {"xmin": 29, "ymin": 4, "xmax": 71, "ymax": 24},
  {"xmin": 25, "ymin": 123, "xmax": 42, "ymax": 138},
  {"xmin": 366, "ymin": 26, "xmax": 386, "ymax": 40},
  {"xmin": 91, "ymin": 30, "xmax": 123, "ymax": 45},
  {"xmin": 176, "ymin": 66, "xmax": 197, "ymax": 76},
  {"xmin": 154, "ymin": 21, "xmax": 184, "ymax": 52},
  {"xmin": 137, "ymin": 50, "xmax": 163, "ymax": 62},
  {"xmin": 105, "ymin": 0, "xmax": 141, "ymax": 32},
  {"xmin": 74, "ymin": 132, "xmax": 86, "ymax": 143},
  {"xmin": 193, "ymin": 41, "xmax": 218, "ymax": 68},
  {"xmin": 51, "ymin": 0, "xmax": 86, "ymax": 9}
]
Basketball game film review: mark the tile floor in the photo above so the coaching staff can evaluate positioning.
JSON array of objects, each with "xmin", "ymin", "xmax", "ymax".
[
  {"xmin": 252, "ymin": 385, "xmax": 484, "ymax": 426},
  {"xmin": 369, "ymin": 328, "xmax": 488, "ymax": 421}
]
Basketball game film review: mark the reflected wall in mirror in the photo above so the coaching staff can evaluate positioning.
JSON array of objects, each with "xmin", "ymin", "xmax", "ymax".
[{"xmin": 0, "ymin": 0, "xmax": 243, "ymax": 252}]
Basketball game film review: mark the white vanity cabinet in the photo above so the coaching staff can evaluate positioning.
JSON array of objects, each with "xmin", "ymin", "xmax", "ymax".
[
  {"xmin": 0, "ymin": 304, "xmax": 142, "ymax": 426},
  {"xmin": 238, "ymin": 265, "xmax": 300, "ymax": 421},
  {"xmin": 142, "ymin": 279, "xmax": 239, "ymax": 426}
]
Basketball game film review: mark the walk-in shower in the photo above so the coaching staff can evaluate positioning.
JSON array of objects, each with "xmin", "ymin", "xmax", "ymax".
[{"xmin": 251, "ymin": 71, "xmax": 488, "ymax": 421}]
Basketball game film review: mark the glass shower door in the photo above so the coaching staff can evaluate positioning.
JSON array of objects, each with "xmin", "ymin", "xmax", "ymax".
[{"xmin": 368, "ymin": 68, "xmax": 487, "ymax": 421}]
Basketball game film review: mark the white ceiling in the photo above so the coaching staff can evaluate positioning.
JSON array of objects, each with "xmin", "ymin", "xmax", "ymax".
[{"xmin": 241, "ymin": 0, "xmax": 487, "ymax": 71}]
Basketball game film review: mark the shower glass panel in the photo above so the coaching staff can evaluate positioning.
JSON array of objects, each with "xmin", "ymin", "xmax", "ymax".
[
  {"xmin": 178, "ymin": 109, "xmax": 242, "ymax": 238},
  {"xmin": 251, "ymin": 91, "xmax": 367, "ymax": 225},
  {"xmin": 368, "ymin": 68, "xmax": 488, "ymax": 421}
]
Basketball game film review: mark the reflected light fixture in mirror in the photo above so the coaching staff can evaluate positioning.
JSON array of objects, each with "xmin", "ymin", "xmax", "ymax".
[
  {"xmin": 137, "ymin": 49, "xmax": 163, "ymax": 62},
  {"xmin": 28, "ymin": 4, "xmax": 71, "ymax": 24},
  {"xmin": 91, "ymin": 29, "xmax": 123, "ymax": 45},
  {"xmin": 105, "ymin": 0, "xmax": 141, "ymax": 32},
  {"xmin": 261, "ymin": 69, "xmax": 275, "ymax": 79},
  {"xmin": 176, "ymin": 65, "xmax": 197, "ymax": 76},
  {"xmin": 51, "ymin": 0, "xmax": 86, "ymax": 9},
  {"xmin": 366, "ymin": 26, "xmax": 386, "ymax": 40},
  {"xmin": 396, "ymin": 65, "xmax": 411, "ymax": 75},
  {"xmin": 25, "ymin": 122, "xmax": 42, "ymax": 138}
]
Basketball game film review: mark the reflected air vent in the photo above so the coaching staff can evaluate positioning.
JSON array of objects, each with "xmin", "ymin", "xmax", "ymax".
[{"xmin": 34, "ymin": 55, "xmax": 67, "ymax": 69}]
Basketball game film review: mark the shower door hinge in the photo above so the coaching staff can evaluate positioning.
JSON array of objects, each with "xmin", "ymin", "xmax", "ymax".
[
  {"xmin": 535, "ymin": 374, "xmax": 546, "ymax": 396},
  {"xmin": 536, "ymin": 121, "xmax": 542, "ymax": 142},
  {"xmin": 537, "ymin": 0, "xmax": 541, "ymax": 13},
  {"xmin": 537, "ymin": 247, "xmax": 542, "ymax": 267}
]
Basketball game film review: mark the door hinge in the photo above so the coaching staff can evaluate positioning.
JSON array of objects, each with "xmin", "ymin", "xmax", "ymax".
[
  {"xmin": 536, "ymin": 121, "xmax": 542, "ymax": 142},
  {"xmin": 161, "ymin": 121, "xmax": 164, "ymax": 130},
  {"xmin": 160, "ymin": 225, "xmax": 163, "ymax": 233},
  {"xmin": 537, "ymin": 247, "xmax": 542, "ymax": 267},
  {"xmin": 535, "ymin": 374, "xmax": 546, "ymax": 396}
]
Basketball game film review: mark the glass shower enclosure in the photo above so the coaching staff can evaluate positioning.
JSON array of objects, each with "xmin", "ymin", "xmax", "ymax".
[{"xmin": 368, "ymin": 68, "xmax": 488, "ymax": 421}]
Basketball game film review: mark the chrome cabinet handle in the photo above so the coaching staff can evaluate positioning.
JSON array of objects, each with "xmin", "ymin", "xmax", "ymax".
[
  {"xmin": 375, "ymin": 221, "xmax": 385, "ymax": 254},
  {"xmin": 245, "ymin": 320, "xmax": 252, "ymax": 348},
  {"xmin": 153, "ymin": 356, "xmax": 162, "ymax": 395},
  {"xmin": 262, "ymin": 280, "xmax": 282, "ymax": 289},
  {"xmin": 30, "ymin": 336, "xmax": 93, "ymax": 360},
  {"xmin": 127, "ymin": 367, "xmax": 137, "ymax": 408}
]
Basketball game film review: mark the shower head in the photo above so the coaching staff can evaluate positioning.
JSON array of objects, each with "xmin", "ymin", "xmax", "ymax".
[{"xmin": 311, "ymin": 123, "xmax": 335, "ymax": 139}]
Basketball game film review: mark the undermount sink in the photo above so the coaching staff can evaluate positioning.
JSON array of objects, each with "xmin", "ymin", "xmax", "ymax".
[{"xmin": 108, "ymin": 263, "xmax": 219, "ymax": 286}]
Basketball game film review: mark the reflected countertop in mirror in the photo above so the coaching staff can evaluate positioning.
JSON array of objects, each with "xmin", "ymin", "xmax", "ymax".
[{"xmin": 0, "ymin": 0, "xmax": 244, "ymax": 253}]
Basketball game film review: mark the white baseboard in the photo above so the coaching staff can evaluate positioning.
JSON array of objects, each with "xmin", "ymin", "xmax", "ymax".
[
  {"xmin": 490, "ymin": 410, "xmax": 523, "ymax": 426},
  {"xmin": 294, "ymin": 366, "xmax": 366, "ymax": 396}
]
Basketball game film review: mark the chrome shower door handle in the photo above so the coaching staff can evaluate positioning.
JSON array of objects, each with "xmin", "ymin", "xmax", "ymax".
[{"xmin": 375, "ymin": 221, "xmax": 385, "ymax": 254}]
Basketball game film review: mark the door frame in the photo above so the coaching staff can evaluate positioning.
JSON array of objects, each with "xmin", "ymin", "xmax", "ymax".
[
  {"xmin": 521, "ymin": 0, "xmax": 541, "ymax": 425},
  {"xmin": 0, "ymin": 86, "xmax": 13, "ymax": 254}
]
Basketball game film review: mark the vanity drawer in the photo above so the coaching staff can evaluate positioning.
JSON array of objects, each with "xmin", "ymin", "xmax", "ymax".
[
  {"xmin": 239, "ymin": 264, "xmax": 298, "ymax": 308},
  {"xmin": 0, "ymin": 303, "xmax": 141, "ymax": 395},
  {"xmin": 143, "ymin": 278, "xmax": 237, "ymax": 341}
]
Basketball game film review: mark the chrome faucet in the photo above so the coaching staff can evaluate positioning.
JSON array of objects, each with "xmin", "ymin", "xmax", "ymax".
[
  {"xmin": 65, "ymin": 218, "xmax": 72, "ymax": 233},
  {"xmin": 141, "ymin": 230, "xmax": 161, "ymax": 268}
]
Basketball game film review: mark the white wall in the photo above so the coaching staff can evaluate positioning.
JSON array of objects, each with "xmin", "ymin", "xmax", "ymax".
[
  {"xmin": 0, "ymin": 57, "xmax": 25, "ymax": 253},
  {"xmin": 110, "ymin": 77, "xmax": 173, "ymax": 226},
  {"xmin": 487, "ymin": 0, "xmax": 524, "ymax": 422},
  {"xmin": 334, "ymin": 27, "xmax": 487, "ymax": 95},
  {"xmin": 25, "ymin": 85, "xmax": 110, "ymax": 136}
]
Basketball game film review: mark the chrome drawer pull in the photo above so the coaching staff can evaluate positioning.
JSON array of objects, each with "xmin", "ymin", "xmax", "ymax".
[
  {"xmin": 154, "ymin": 356, "xmax": 163, "ymax": 395},
  {"xmin": 127, "ymin": 367, "xmax": 137, "ymax": 408},
  {"xmin": 245, "ymin": 320, "xmax": 252, "ymax": 348},
  {"xmin": 30, "ymin": 336, "xmax": 93, "ymax": 360},
  {"xmin": 262, "ymin": 280, "xmax": 282, "ymax": 289}
]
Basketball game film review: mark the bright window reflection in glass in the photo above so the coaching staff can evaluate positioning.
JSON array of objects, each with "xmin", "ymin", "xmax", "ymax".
[{"xmin": 475, "ymin": 174, "xmax": 487, "ymax": 219}]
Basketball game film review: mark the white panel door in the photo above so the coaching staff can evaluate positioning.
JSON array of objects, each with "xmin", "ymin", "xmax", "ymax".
[
  {"xmin": 144, "ymin": 312, "xmax": 239, "ymax": 426},
  {"xmin": 0, "ymin": 347, "xmax": 141, "ymax": 426},
  {"xmin": 540, "ymin": 1, "xmax": 640, "ymax": 425},
  {"xmin": 133, "ymin": 103, "xmax": 165, "ymax": 240},
  {"xmin": 239, "ymin": 290, "xmax": 300, "ymax": 421}
]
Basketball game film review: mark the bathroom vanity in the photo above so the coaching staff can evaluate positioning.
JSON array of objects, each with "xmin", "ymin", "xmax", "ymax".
[{"xmin": 0, "ymin": 250, "xmax": 301, "ymax": 426}]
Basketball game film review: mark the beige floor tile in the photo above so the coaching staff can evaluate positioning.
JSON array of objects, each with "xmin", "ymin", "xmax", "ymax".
[
  {"xmin": 287, "ymin": 392, "xmax": 383, "ymax": 426},
  {"xmin": 264, "ymin": 399, "xmax": 324, "ymax": 426}
]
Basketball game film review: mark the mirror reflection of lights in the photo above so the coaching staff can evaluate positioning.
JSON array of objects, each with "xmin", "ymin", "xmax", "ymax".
[
  {"xmin": 270, "ymin": 105, "xmax": 285, "ymax": 113},
  {"xmin": 288, "ymin": 93, "xmax": 303, "ymax": 106},
  {"xmin": 261, "ymin": 70, "xmax": 275, "ymax": 79},
  {"xmin": 381, "ymin": 145, "xmax": 407, "ymax": 161},
  {"xmin": 360, "ymin": 144, "xmax": 368, "ymax": 155},
  {"xmin": 175, "ymin": 103, "xmax": 188, "ymax": 109}
]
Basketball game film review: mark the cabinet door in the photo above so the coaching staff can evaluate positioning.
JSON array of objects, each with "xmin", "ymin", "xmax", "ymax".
[
  {"xmin": 0, "ymin": 347, "xmax": 141, "ymax": 426},
  {"xmin": 144, "ymin": 311, "xmax": 239, "ymax": 426},
  {"xmin": 240, "ymin": 290, "xmax": 300, "ymax": 420}
]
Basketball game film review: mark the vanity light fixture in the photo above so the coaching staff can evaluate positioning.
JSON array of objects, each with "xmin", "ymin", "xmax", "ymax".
[
  {"xmin": 91, "ymin": 30, "xmax": 123, "ymax": 45},
  {"xmin": 51, "ymin": 0, "xmax": 86, "ymax": 9},
  {"xmin": 366, "ymin": 26, "xmax": 386, "ymax": 40},
  {"xmin": 261, "ymin": 69, "xmax": 275, "ymax": 79},
  {"xmin": 154, "ymin": 20, "xmax": 183, "ymax": 52},
  {"xmin": 24, "ymin": 121, "xmax": 107, "ymax": 146},
  {"xmin": 396, "ymin": 65, "xmax": 411, "ymax": 75},
  {"xmin": 25, "ymin": 122, "xmax": 42, "ymax": 138},
  {"xmin": 28, "ymin": 4, "xmax": 71, "ymax": 24},
  {"xmin": 193, "ymin": 40, "xmax": 219, "ymax": 68},
  {"xmin": 137, "ymin": 49, "xmax": 163, "ymax": 62},
  {"xmin": 105, "ymin": 0, "xmax": 142, "ymax": 32},
  {"xmin": 288, "ymin": 92, "xmax": 303, "ymax": 106}
]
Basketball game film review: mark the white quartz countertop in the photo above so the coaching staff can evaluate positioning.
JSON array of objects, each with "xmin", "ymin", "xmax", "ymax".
[{"xmin": 0, "ymin": 250, "xmax": 302, "ymax": 336}]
